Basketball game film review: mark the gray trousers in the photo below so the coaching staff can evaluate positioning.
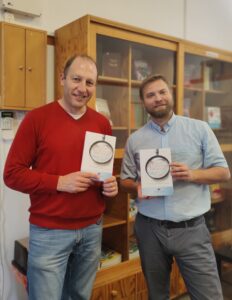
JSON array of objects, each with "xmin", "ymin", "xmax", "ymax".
[{"xmin": 135, "ymin": 213, "xmax": 223, "ymax": 300}]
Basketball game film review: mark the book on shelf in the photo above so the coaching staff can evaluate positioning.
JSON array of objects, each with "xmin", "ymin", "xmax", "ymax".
[
  {"xmin": 133, "ymin": 59, "xmax": 152, "ymax": 81},
  {"xmin": 130, "ymin": 101, "xmax": 144, "ymax": 129},
  {"xmin": 210, "ymin": 184, "xmax": 224, "ymax": 203},
  {"xmin": 96, "ymin": 98, "xmax": 113, "ymax": 126},
  {"xmin": 102, "ymin": 52, "xmax": 121, "ymax": 77},
  {"xmin": 184, "ymin": 64, "xmax": 202, "ymax": 87},
  {"xmin": 206, "ymin": 106, "xmax": 221, "ymax": 129},
  {"xmin": 98, "ymin": 246, "xmax": 122, "ymax": 269},
  {"xmin": 129, "ymin": 236, "xmax": 140, "ymax": 260},
  {"xmin": 204, "ymin": 65, "xmax": 213, "ymax": 90},
  {"xmin": 183, "ymin": 98, "xmax": 191, "ymax": 117}
]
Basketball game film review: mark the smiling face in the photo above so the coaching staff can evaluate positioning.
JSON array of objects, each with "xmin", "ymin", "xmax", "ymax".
[
  {"xmin": 60, "ymin": 56, "xmax": 97, "ymax": 114},
  {"xmin": 142, "ymin": 79, "xmax": 173, "ymax": 124}
]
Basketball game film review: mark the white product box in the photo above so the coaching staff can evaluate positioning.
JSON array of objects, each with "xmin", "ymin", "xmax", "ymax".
[
  {"xmin": 140, "ymin": 148, "xmax": 173, "ymax": 196},
  {"xmin": 81, "ymin": 131, "xmax": 116, "ymax": 181}
]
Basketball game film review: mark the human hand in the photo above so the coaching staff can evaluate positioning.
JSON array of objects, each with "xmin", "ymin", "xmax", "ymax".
[
  {"xmin": 57, "ymin": 171, "xmax": 99, "ymax": 193},
  {"xmin": 102, "ymin": 176, "xmax": 118, "ymax": 197},
  {"xmin": 170, "ymin": 162, "xmax": 193, "ymax": 181}
]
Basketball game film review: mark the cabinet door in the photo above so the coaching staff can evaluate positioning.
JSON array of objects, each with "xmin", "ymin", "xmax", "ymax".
[
  {"xmin": 91, "ymin": 275, "xmax": 136, "ymax": 300},
  {"xmin": 96, "ymin": 34, "xmax": 176, "ymax": 151},
  {"xmin": 183, "ymin": 51, "xmax": 232, "ymax": 245},
  {"xmin": 91, "ymin": 286, "xmax": 108, "ymax": 299},
  {"xmin": 3, "ymin": 24, "xmax": 25, "ymax": 107},
  {"xmin": 107, "ymin": 275, "xmax": 136, "ymax": 299},
  {"xmin": 136, "ymin": 272, "xmax": 148, "ymax": 300},
  {"xmin": 25, "ymin": 29, "xmax": 46, "ymax": 108}
]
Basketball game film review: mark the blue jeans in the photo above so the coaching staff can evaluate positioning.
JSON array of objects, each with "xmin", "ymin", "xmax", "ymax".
[{"xmin": 27, "ymin": 219, "xmax": 102, "ymax": 300}]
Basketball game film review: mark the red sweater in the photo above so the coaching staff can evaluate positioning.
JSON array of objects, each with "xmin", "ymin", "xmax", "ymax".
[{"xmin": 4, "ymin": 101, "xmax": 112, "ymax": 229}]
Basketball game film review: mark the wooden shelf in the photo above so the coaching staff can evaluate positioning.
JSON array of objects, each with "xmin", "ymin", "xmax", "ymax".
[
  {"xmin": 211, "ymin": 229, "xmax": 232, "ymax": 249},
  {"xmin": 94, "ymin": 258, "xmax": 141, "ymax": 288},
  {"xmin": 221, "ymin": 144, "xmax": 232, "ymax": 152},
  {"xmin": 103, "ymin": 214, "xmax": 126, "ymax": 228},
  {"xmin": 98, "ymin": 75, "xmax": 129, "ymax": 85},
  {"xmin": 205, "ymin": 89, "xmax": 227, "ymax": 94},
  {"xmin": 184, "ymin": 86, "xmax": 203, "ymax": 92},
  {"xmin": 112, "ymin": 126, "xmax": 128, "ymax": 130}
]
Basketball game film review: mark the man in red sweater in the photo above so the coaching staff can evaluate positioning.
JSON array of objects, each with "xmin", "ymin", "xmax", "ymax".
[{"xmin": 4, "ymin": 55, "xmax": 118, "ymax": 300}]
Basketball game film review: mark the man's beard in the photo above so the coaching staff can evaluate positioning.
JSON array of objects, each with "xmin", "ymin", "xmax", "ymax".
[{"xmin": 146, "ymin": 105, "xmax": 173, "ymax": 119}]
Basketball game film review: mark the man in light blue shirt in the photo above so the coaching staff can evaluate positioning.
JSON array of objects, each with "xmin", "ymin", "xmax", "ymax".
[{"xmin": 120, "ymin": 74, "xmax": 231, "ymax": 300}]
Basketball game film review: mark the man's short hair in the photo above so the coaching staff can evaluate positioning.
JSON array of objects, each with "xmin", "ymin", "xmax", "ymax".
[
  {"xmin": 139, "ymin": 74, "xmax": 169, "ymax": 100},
  {"xmin": 63, "ymin": 54, "xmax": 97, "ymax": 78}
]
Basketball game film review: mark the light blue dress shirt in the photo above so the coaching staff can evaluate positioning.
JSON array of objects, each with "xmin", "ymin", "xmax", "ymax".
[{"xmin": 120, "ymin": 113, "xmax": 228, "ymax": 221}]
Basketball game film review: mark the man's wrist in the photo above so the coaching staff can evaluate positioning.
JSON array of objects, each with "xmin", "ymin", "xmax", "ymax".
[{"xmin": 57, "ymin": 176, "xmax": 64, "ymax": 191}]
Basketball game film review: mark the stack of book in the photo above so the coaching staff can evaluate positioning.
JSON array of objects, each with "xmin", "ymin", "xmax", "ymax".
[
  {"xmin": 129, "ymin": 199, "xmax": 138, "ymax": 220},
  {"xmin": 210, "ymin": 184, "xmax": 224, "ymax": 203},
  {"xmin": 99, "ymin": 246, "xmax": 122, "ymax": 269},
  {"xmin": 129, "ymin": 236, "xmax": 140, "ymax": 260}
]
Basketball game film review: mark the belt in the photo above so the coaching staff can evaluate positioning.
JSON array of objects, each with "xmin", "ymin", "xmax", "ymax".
[{"xmin": 138, "ymin": 213, "xmax": 203, "ymax": 229}]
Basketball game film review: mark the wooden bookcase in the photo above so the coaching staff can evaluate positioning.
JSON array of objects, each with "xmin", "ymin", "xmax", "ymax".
[{"xmin": 55, "ymin": 15, "xmax": 232, "ymax": 299}]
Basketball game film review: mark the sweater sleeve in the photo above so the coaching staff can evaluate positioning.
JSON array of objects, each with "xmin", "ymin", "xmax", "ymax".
[{"xmin": 3, "ymin": 112, "xmax": 59, "ymax": 194}]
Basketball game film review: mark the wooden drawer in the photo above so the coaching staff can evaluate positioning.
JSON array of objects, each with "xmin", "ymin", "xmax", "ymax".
[
  {"xmin": 91, "ymin": 274, "xmax": 136, "ymax": 300},
  {"xmin": 107, "ymin": 275, "xmax": 136, "ymax": 299}
]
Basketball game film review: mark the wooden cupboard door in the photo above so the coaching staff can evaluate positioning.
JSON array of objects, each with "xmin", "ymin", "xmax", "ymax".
[
  {"xmin": 170, "ymin": 262, "xmax": 178, "ymax": 298},
  {"xmin": 107, "ymin": 275, "xmax": 136, "ymax": 299},
  {"xmin": 91, "ymin": 286, "xmax": 108, "ymax": 300},
  {"xmin": 136, "ymin": 272, "xmax": 148, "ymax": 300},
  {"xmin": 3, "ymin": 24, "xmax": 25, "ymax": 107},
  {"xmin": 136, "ymin": 272, "xmax": 147, "ymax": 293},
  {"xmin": 136, "ymin": 291, "xmax": 148, "ymax": 300},
  {"xmin": 25, "ymin": 29, "xmax": 46, "ymax": 108}
]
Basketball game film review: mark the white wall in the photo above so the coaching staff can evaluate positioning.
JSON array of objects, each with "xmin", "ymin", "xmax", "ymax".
[
  {"xmin": 0, "ymin": 1, "xmax": 232, "ymax": 300},
  {"xmin": 1, "ymin": 0, "xmax": 232, "ymax": 50},
  {"xmin": 185, "ymin": 0, "xmax": 232, "ymax": 50}
]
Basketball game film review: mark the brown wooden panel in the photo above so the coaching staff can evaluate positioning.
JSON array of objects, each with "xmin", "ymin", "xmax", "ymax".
[
  {"xmin": 91, "ymin": 286, "xmax": 108, "ymax": 300},
  {"xmin": 55, "ymin": 17, "xmax": 89, "ymax": 99},
  {"xmin": 136, "ymin": 291, "xmax": 148, "ymax": 300},
  {"xmin": 3, "ymin": 23, "xmax": 25, "ymax": 107},
  {"xmin": 103, "ymin": 225, "xmax": 128, "ymax": 261},
  {"xmin": 107, "ymin": 275, "xmax": 136, "ymax": 299},
  {"xmin": 26, "ymin": 29, "xmax": 46, "ymax": 108},
  {"xmin": 136, "ymin": 272, "xmax": 147, "ymax": 292}
]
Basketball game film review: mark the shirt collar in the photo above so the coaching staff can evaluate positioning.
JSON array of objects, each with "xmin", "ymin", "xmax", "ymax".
[{"xmin": 149, "ymin": 113, "xmax": 176, "ymax": 133}]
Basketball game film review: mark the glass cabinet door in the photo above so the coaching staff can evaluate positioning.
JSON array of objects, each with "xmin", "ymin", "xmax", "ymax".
[
  {"xmin": 130, "ymin": 42, "xmax": 176, "ymax": 133},
  {"xmin": 184, "ymin": 53, "xmax": 232, "ymax": 145},
  {"xmin": 96, "ymin": 35, "xmax": 176, "ymax": 150},
  {"xmin": 184, "ymin": 52, "xmax": 232, "ymax": 241}
]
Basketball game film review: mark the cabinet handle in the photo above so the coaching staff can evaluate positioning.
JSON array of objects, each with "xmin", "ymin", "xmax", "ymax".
[
  {"xmin": 18, "ymin": 66, "xmax": 24, "ymax": 70},
  {"xmin": 111, "ymin": 290, "xmax": 118, "ymax": 297},
  {"xmin": 28, "ymin": 67, "xmax": 32, "ymax": 72}
]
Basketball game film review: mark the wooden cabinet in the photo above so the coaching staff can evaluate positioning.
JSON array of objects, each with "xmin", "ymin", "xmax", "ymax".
[
  {"xmin": 0, "ymin": 22, "xmax": 46, "ymax": 110},
  {"xmin": 55, "ymin": 14, "xmax": 232, "ymax": 299},
  {"xmin": 91, "ymin": 260, "xmax": 141, "ymax": 300},
  {"xmin": 90, "ymin": 259, "xmax": 186, "ymax": 300}
]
